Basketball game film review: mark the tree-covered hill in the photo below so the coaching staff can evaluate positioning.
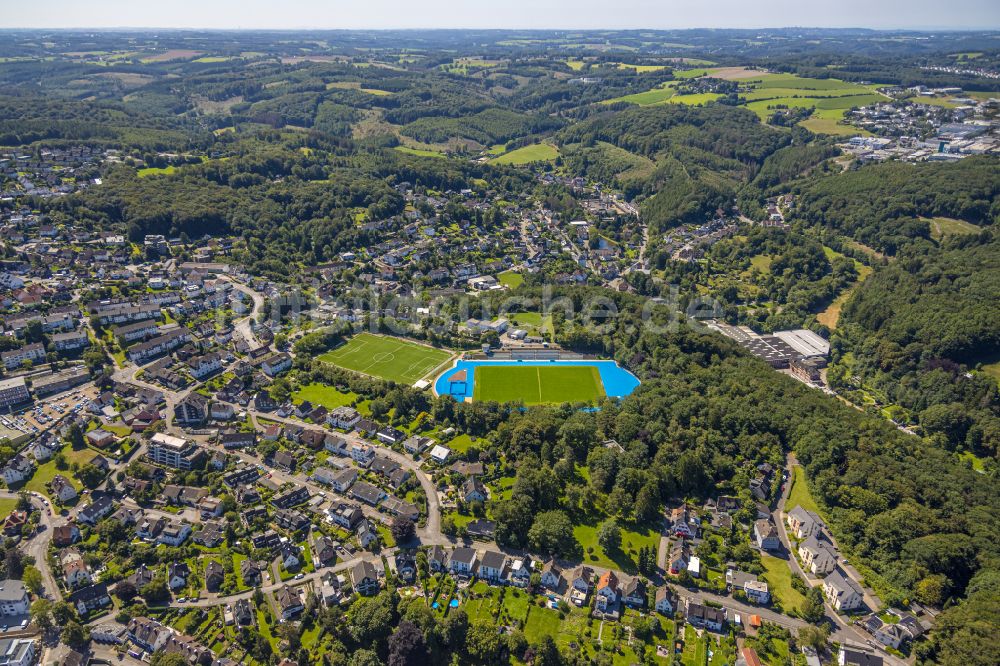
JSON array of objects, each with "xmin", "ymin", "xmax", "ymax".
[{"xmin": 790, "ymin": 156, "xmax": 1000, "ymax": 255}]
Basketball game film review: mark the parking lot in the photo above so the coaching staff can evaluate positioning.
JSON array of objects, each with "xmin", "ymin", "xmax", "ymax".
[{"xmin": 18, "ymin": 384, "xmax": 99, "ymax": 432}]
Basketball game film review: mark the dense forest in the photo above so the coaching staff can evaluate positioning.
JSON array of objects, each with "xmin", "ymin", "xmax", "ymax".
[
  {"xmin": 557, "ymin": 104, "xmax": 790, "ymax": 230},
  {"xmin": 789, "ymin": 157, "xmax": 1000, "ymax": 255},
  {"xmin": 831, "ymin": 233, "xmax": 1000, "ymax": 456}
]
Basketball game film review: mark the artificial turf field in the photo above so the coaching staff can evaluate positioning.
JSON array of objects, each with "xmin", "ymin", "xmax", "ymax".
[
  {"xmin": 472, "ymin": 365, "xmax": 606, "ymax": 405},
  {"xmin": 317, "ymin": 333, "xmax": 454, "ymax": 384}
]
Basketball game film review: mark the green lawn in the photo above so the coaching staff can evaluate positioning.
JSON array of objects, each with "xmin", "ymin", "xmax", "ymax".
[
  {"xmin": 446, "ymin": 433, "xmax": 477, "ymax": 454},
  {"xmin": 786, "ymin": 466, "xmax": 822, "ymax": 516},
  {"xmin": 23, "ymin": 446, "xmax": 90, "ymax": 498},
  {"xmin": 573, "ymin": 519, "xmax": 660, "ymax": 573},
  {"xmin": 760, "ymin": 554, "xmax": 808, "ymax": 614},
  {"xmin": 473, "ymin": 364, "xmax": 605, "ymax": 405},
  {"xmin": 0, "ymin": 498, "xmax": 17, "ymax": 517},
  {"xmin": 317, "ymin": 333, "xmax": 454, "ymax": 384},
  {"xmin": 292, "ymin": 383, "xmax": 359, "ymax": 410},
  {"xmin": 490, "ymin": 143, "xmax": 559, "ymax": 165},
  {"xmin": 498, "ymin": 270, "xmax": 524, "ymax": 288}
]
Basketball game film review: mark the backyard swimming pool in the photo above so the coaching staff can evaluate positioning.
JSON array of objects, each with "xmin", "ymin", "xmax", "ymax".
[{"xmin": 433, "ymin": 358, "xmax": 640, "ymax": 404}]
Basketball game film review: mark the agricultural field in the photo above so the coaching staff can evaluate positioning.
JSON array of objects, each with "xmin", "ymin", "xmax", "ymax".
[
  {"xmin": 490, "ymin": 143, "xmax": 559, "ymax": 165},
  {"xmin": 472, "ymin": 364, "xmax": 605, "ymax": 404},
  {"xmin": 318, "ymin": 333, "xmax": 454, "ymax": 384}
]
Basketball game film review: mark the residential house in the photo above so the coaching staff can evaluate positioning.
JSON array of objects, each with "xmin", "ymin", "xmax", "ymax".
[
  {"xmin": 753, "ymin": 520, "xmax": 780, "ymax": 551},
  {"xmin": 357, "ymin": 520, "xmax": 379, "ymax": 549},
  {"xmin": 0, "ymin": 455, "xmax": 34, "ymax": 485},
  {"xmin": 157, "ymin": 521, "xmax": 192, "ymax": 547},
  {"xmin": 240, "ymin": 559, "xmax": 264, "ymax": 587},
  {"xmin": 838, "ymin": 648, "xmax": 883, "ymax": 666},
  {"xmin": 668, "ymin": 542, "xmax": 689, "ymax": 575},
  {"xmin": 823, "ymin": 572, "xmax": 864, "ymax": 612},
  {"xmin": 276, "ymin": 586, "xmax": 304, "ymax": 620},
  {"xmin": 540, "ymin": 561, "xmax": 564, "ymax": 592},
  {"xmin": 174, "ymin": 393, "xmax": 209, "ymax": 426},
  {"xmin": 61, "ymin": 550, "xmax": 92, "ymax": 588},
  {"xmin": 350, "ymin": 481, "xmax": 386, "ymax": 507},
  {"xmin": 67, "ymin": 582, "xmax": 111, "ymax": 616},
  {"xmin": 685, "ymin": 600, "xmax": 725, "ymax": 632},
  {"xmin": 799, "ymin": 535, "xmax": 838, "ymax": 575},
  {"xmin": 450, "ymin": 547, "xmax": 478, "ymax": 577},
  {"xmin": 569, "ymin": 566, "xmax": 594, "ymax": 606},
  {"xmin": 478, "ymin": 551, "xmax": 507, "ymax": 584},
  {"xmin": 261, "ymin": 353, "xmax": 292, "ymax": 377},
  {"xmin": 428, "ymin": 546, "xmax": 449, "ymax": 573},
  {"xmin": 655, "ymin": 587, "xmax": 677, "ymax": 615},
  {"xmin": 2, "ymin": 510, "xmax": 27, "ymax": 537},
  {"xmin": 786, "ymin": 507, "xmax": 826, "ymax": 540},
  {"xmin": 327, "ymin": 502, "xmax": 364, "ymax": 530},
  {"xmin": 461, "ymin": 477, "xmax": 487, "ymax": 504},
  {"xmin": 727, "ymin": 569, "xmax": 770, "ymax": 604},
  {"xmin": 168, "ymin": 562, "xmax": 191, "ymax": 590},
  {"xmin": 349, "ymin": 443, "xmax": 375, "ymax": 467},
  {"xmin": 52, "ymin": 522, "xmax": 81, "ymax": 547},
  {"xmin": 279, "ymin": 543, "xmax": 302, "ymax": 571},
  {"xmin": 0, "ymin": 580, "xmax": 29, "ymax": 616},
  {"xmin": 395, "ymin": 551, "xmax": 417, "ymax": 583},
  {"xmin": 351, "ymin": 560, "xmax": 379, "ymax": 596},
  {"xmin": 233, "ymin": 598, "xmax": 254, "ymax": 626},
  {"xmin": 50, "ymin": 474, "xmax": 78, "ymax": 503},
  {"xmin": 594, "ymin": 571, "xmax": 620, "ymax": 614},
  {"xmin": 328, "ymin": 406, "xmax": 361, "ymax": 430},
  {"xmin": 621, "ymin": 576, "xmax": 646, "ymax": 608},
  {"xmin": 314, "ymin": 536, "xmax": 338, "ymax": 567},
  {"xmin": 669, "ymin": 506, "xmax": 700, "ymax": 539},
  {"xmin": 205, "ymin": 561, "xmax": 224, "ymax": 592}
]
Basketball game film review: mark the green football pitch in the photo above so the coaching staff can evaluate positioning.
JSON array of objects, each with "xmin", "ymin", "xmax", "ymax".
[
  {"xmin": 472, "ymin": 364, "xmax": 606, "ymax": 405},
  {"xmin": 317, "ymin": 333, "xmax": 454, "ymax": 384}
]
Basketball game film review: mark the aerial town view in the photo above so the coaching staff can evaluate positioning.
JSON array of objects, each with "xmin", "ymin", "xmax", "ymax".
[{"xmin": 0, "ymin": 1, "xmax": 996, "ymax": 666}]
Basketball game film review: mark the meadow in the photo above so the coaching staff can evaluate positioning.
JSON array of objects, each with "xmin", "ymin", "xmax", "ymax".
[
  {"xmin": 472, "ymin": 364, "xmax": 605, "ymax": 404},
  {"xmin": 318, "ymin": 333, "xmax": 454, "ymax": 384},
  {"xmin": 490, "ymin": 143, "xmax": 559, "ymax": 165}
]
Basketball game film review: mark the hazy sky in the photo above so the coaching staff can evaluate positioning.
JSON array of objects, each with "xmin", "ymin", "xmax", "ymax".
[{"xmin": 3, "ymin": 0, "xmax": 999, "ymax": 31}]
